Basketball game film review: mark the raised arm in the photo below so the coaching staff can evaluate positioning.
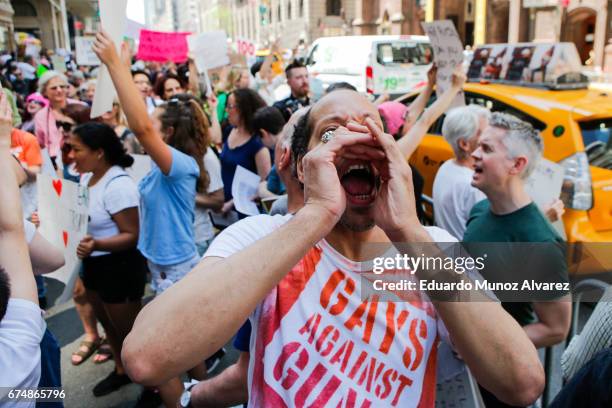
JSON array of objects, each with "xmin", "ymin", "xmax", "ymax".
[
  {"xmin": 0, "ymin": 93, "xmax": 37, "ymax": 303},
  {"xmin": 397, "ymin": 65, "xmax": 466, "ymax": 158},
  {"xmin": 92, "ymin": 30, "xmax": 173, "ymax": 174},
  {"xmin": 402, "ymin": 64, "xmax": 436, "ymax": 129}
]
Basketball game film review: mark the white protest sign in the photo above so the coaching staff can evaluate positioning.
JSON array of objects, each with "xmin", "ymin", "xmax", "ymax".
[
  {"xmin": 75, "ymin": 36, "xmax": 100, "ymax": 66},
  {"xmin": 525, "ymin": 158, "xmax": 566, "ymax": 238},
  {"xmin": 125, "ymin": 154, "xmax": 151, "ymax": 183},
  {"xmin": 232, "ymin": 165, "xmax": 261, "ymax": 216},
  {"xmin": 40, "ymin": 148, "xmax": 57, "ymax": 178},
  {"xmin": 187, "ymin": 31, "xmax": 230, "ymax": 73},
  {"xmin": 421, "ymin": 20, "xmax": 465, "ymax": 108},
  {"xmin": 50, "ymin": 55, "xmax": 66, "ymax": 73},
  {"xmin": 91, "ymin": 0, "xmax": 129, "ymax": 118},
  {"xmin": 37, "ymin": 174, "xmax": 89, "ymax": 304}
]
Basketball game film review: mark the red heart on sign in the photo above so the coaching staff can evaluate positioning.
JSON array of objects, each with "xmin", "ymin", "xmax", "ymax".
[
  {"xmin": 62, "ymin": 231, "xmax": 68, "ymax": 247},
  {"xmin": 52, "ymin": 179, "xmax": 62, "ymax": 197}
]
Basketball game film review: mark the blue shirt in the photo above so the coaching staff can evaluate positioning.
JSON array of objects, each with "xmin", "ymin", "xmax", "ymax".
[
  {"xmin": 138, "ymin": 147, "xmax": 199, "ymax": 265},
  {"xmin": 266, "ymin": 165, "xmax": 286, "ymax": 195},
  {"xmin": 220, "ymin": 135, "xmax": 264, "ymax": 201}
]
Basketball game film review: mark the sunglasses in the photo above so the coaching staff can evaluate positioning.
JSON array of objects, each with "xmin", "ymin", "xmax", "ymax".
[
  {"xmin": 56, "ymin": 121, "xmax": 74, "ymax": 132},
  {"xmin": 48, "ymin": 85, "xmax": 69, "ymax": 91}
]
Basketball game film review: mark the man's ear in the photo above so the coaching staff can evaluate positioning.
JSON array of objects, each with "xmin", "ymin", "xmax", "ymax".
[
  {"xmin": 296, "ymin": 154, "xmax": 305, "ymax": 184},
  {"xmin": 277, "ymin": 146, "xmax": 290, "ymax": 171},
  {"xmin": 511, "ymin": 156, "xmax": 528, "ymax": 176},
  {"xmin": 457, "ymin": 138, "xmax": 470, "ymax": 155}
]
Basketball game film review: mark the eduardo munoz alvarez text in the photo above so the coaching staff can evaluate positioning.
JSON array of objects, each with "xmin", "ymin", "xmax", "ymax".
[{"xmin": 369, "ymin": 254, "xmax": 570, "ymax": 293}]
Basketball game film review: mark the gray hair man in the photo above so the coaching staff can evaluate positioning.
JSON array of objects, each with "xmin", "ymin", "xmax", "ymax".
[
  {"xmin": 432, "ymin": 104, "xmax": 490, "ymax": 239},
  {"xmin": 463, "ymin": 112, "xmax": 571, "ymax": 407}
]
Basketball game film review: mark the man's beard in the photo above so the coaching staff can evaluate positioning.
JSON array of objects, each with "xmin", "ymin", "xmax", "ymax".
[{"xmin": 339, "ymin": 207, "xmax": 375, "ymax": 232}]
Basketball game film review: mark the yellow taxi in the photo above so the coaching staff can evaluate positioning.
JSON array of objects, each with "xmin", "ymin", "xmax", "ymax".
[{"xmin": 407, "ymin": 81, "xmax": 612, "ymax": 243}]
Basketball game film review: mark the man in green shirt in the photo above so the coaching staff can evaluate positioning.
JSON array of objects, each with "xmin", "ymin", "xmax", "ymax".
[{"xmin": 463, "ymin": 112, "xmax": 571, "ymax": 407}]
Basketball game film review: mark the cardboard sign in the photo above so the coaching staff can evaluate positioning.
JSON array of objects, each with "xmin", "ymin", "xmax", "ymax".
[
  {"xmin": 37, "ymin": 174, "xmax": 89, "ymax": 305},
  {"xmin": 91, "ymin": 0, "xmax": 129, "ymax": 118},
  {"xmin": 421, "ymin": 20, "xmax": 465, "ymax": 108},
  {"xmin": 137, "ymin": 29, "xmax": 190, "ymax": 63},
  {"xmin": 75, "ymin": 37, "xmax": 100, "ymax": 66},
  {"xmin": 525, "ymin": 158, "xmax": 566, "ymax": 238},
  {"xmin": 187, "ymin": 31, "xmax": 230, "ymax": 73},
  {"xmin": 467, "ymin": 42, "xmax": 583, "ymax": 85}
]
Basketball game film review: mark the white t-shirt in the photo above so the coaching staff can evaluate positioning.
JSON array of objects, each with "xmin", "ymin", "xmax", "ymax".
[
  {"xmin": 432, "ymin": 160, "xmax": 486, "ymax": 240},
  {"xmin": 0, "ymin": 299, "xmax": 46, "ymax": 407},
  {"xmin": 194, "ymin": 148, "xmax": 224, "ymax": 245},
  {"xmin": 81, "ymin": 166, "xmax": 139, "ymax": 257},
  {"xmin": 204, "ymin": 214, "xmax": 455, "ymax": 407}
]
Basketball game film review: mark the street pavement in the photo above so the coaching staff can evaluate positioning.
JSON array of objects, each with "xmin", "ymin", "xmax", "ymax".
[{"xmin": 44, "ymin": 278, "xmax": 240, "ymax": 408}]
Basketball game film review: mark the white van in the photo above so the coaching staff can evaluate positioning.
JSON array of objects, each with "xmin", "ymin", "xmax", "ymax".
[{"xmin": 305, "ymin": 35, "xmax": 432, "ymax": 96}]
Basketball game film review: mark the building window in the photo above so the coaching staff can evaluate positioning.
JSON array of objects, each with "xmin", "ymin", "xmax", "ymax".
[
  {"xmin": 299, "ymin": 0, "xmax": 304, "ymax": 17},
  {"xmin": 326, "ymin": 0, "xmax": 341, "ymax": 16},
  {"xmin": 288, "ymin": 1, "xmax": 292, "ymax": 20},
  {"xmin": 11, "ymin": 0, "xmax": 37, "ymax": 17},
  {"xmin": 278, "ymin": 4, "xmax": 281, "ymax": 22}
]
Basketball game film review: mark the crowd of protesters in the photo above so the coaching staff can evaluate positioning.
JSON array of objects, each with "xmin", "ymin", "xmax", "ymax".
[{"xmin": 0, "ymin": 30, "xmax": 610, "ymax": 408}]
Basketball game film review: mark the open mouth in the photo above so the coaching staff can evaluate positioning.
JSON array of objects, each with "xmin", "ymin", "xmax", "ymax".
[
  {"xmin": 472, "ymin": 163, "xmax": 483, "ymax": 181},
  {"xmin": 340, "ymin": 163, "xmax": 378, "ymax": 205}
]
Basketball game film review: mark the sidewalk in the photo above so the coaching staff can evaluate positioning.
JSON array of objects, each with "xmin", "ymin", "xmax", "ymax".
[{"xmin": 44, "ymin": 278, "xmax": 239, "ymax": 408}]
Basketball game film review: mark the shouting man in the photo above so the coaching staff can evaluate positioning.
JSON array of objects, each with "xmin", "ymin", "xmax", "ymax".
[{"xmin": 123, "ymin": 90, "xmax": 544, "ymax": 407}]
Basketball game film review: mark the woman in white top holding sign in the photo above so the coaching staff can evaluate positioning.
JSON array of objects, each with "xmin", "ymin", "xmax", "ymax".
[{"xmin": 69, "ymin": 122, "xmax": 146, "ymax": 397}]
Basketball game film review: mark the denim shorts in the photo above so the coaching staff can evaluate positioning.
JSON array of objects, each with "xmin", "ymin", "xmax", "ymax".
[{"xmin": 147, "ymin": 254, "xmax": 200, "ymax": 295}]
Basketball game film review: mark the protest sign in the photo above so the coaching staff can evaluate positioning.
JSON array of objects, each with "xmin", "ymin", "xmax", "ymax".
[
  {"xmin": 126, "ymin": 154, "xmax": 152, "ymax": 183},
  {"xmin": 421, "ymin": 20, "xmax": 465, "ymax": 108},
  {"xmin": 91, "ymin": 0, "xmax": 128, "ymax": 118},
  {"xmin": 187, "ymin": 31, "xmax": 230, "ymax": 73},
  {"xmin": 525, "ymin": 158, "xmax": 566, "ymax": 238},
  {"xmin": 137, "ymin": 29, "xmax": 190, "ymax": 63},
  {"xmin": 75, "ymin": 37, "xmax": 100, "ymax": 66},
  {"xmin": 232, "ymin": 165, "xmax": 261, "ymax": 216},
  {"xmin": 237, "ymin": 38, "xmax": 257, "ymax": 67},
  {"xmin": 37, "ymin": 174, "xmax": 89, "ymax": 304},
  {"xmin": 236, "ymin": 38, "xmax": 256, "ymax": 57},
  {"xmin": 50, "ymin": 55, "xmax": 66, "ymax": 73}
]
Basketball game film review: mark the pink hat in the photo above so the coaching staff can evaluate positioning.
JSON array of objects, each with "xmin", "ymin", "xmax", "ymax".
[
  {"xmin": 378, "ymin": 101, "xmax": 408, "ymax": 137},
  {"xmin": 26, "ymin": 92, "xmax": 49, "ymax": 107}
]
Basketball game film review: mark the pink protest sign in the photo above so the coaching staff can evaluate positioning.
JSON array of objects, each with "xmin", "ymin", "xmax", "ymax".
[{"xmin": 136, "ymin": 29, "xmax": 190, "ymax": 63}]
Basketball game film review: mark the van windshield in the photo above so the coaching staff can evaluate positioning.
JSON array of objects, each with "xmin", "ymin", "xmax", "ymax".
[
  {"xmin": 376, "ymin": 42, "xmax": 432, "ymax": 66},
  {"xmin": 307, "ymin": 42, "xmax": 370, "ymax": 75},
  {"xmin": 582, "ymin": 118, "xmax": 612, "ymax": 170}
]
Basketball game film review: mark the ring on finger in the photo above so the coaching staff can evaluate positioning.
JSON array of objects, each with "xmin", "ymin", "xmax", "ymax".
[{"xmin": 321, "ymin": 130, "xmax": 334, "ymax": 144}]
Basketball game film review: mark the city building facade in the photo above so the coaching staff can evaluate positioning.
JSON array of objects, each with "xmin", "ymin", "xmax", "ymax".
[{"xmin": 12, "ymin": 0, "xmax": 97, "ymax": 52}]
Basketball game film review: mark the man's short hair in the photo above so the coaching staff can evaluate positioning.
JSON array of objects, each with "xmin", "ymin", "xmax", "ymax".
[
  {"xmin": 285, "ymin": 60, "xmax": 306, "ymax": 78},
  {"xmin": 0, "ymin": 267, "xmax": 11, "ymax": 322},
  {"xmin": 490, "ymin": 112, "xmax": 543, "ymax": 179},
  {"xmin": 131, "ymin": 70, "xmax": 150, "ymax": 82},
  {"xmin": 326, "ymin": 82, "xmax": 357, "ymax": 93},
  {"xmin": 442, "ymin": 105, "xmax": 487, "ymax": 158},
  {"xmin": 291, "ymin": 108, "xmax": 313, "ymax": 179}
]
